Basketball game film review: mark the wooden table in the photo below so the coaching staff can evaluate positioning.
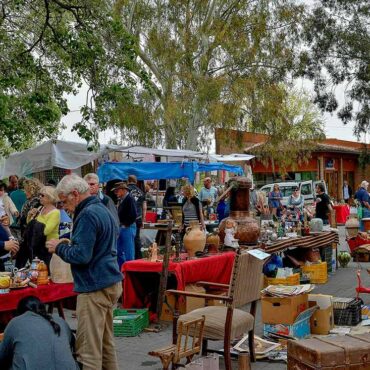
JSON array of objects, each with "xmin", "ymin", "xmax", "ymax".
[
  {"xmin": 261, "ymin": 230, "xmax": 339, "ymax": 254},
  {"xmin": 121, "ymin": 252, "xmax": 235, "ymax": 315}
]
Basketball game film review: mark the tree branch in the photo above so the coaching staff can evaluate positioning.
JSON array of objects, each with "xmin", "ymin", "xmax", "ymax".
[
  {"xmin": 22, "ymin": 0, "xmax": 50, "ymax": 54},
  {"xmin": 127, "ymin": 0, "xmax": 138, "ymax": 31}
]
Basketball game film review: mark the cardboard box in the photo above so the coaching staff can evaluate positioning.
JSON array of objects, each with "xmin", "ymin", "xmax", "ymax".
[
  {"xmin": 261, "ymin": 294, "xmax": 308, "ymax": 325},
  {"xmin": 204, "ymin": 289, "xmax": 227, "ymax": 307},
  {"xmin": 263, "ymin": 306, "xmax": 317, "ymax": 339},
  {"xmin": 160, "ymin": 284, "xmax": 206, "ymax": 321},
  {"xmin": 309, "ymin": 294, "xmax": 334, "ymax": 335}
]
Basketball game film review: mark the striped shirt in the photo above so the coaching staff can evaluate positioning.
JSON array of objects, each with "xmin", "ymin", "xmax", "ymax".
[{"xmin": 183, "ymin": 200, "xmax": 199, "ymax": 226}]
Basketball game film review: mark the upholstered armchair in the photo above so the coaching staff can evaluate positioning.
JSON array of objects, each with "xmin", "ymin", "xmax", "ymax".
[{"xmin": 167, "ymin": 248, "xmax": 265, "ymax": 370}]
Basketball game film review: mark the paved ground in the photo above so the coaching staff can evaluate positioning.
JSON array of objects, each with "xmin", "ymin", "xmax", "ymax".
[{"xmin": 65, "ymin": 226, "xmax": 370, "ymax": 369}]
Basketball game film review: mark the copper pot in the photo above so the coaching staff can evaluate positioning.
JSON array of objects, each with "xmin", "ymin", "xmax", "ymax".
[
  {"xmin": 219, "ymin": 211, "xmax": 260, "ymax": 245},
  {"xmin": 206, "ymin": 230, "xmax": 220, "ymax": 253}
]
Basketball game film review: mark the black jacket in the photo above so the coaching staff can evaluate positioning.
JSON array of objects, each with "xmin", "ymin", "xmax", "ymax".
[
  {"xmin": 16, "ymin": 219, "xmax": 47, "ymax": 268},
  {"xmin": 117, "ymin": 194, "xmax": 137, "ymax": 227}
]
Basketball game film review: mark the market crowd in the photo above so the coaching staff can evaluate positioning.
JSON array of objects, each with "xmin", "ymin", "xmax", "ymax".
[{"xmin": 0, "ymin": 173, "xmax": 369, "ymax": 369}]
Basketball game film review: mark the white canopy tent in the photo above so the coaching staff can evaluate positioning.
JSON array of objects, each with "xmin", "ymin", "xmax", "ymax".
[
  {"xmin": 109, "ymin": 146, "xmax": 254, "ymax": 163},
  {"xmin": 0, "ymin": 140, "xmax": 120, "ymax": 178},
  {"xmin": 112, "ymin": 145, "xmax": 211, "ymax": 161},
  {"xmin": 0, "ymin": 140, "xmax": 254, "ymax": 179},
  {"xmin": 209, "ymin": 153, "xmax": 255, "ymax": 162}
]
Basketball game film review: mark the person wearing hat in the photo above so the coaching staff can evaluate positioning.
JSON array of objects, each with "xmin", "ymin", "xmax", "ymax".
[
  {"xmin": 113, "ymin": 181, "xmax": 137, "ymax": 268},
  {"xmin": 127, "ymin": 175, "xmax": 146, "ymax": 259},
  {"xmin": 355, "ymin": 180, "xmax": 370, "ymax": 231}
]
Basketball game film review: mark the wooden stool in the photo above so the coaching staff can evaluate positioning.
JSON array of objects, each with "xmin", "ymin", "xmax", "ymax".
[{"xmin": 149, "ymin": 316, "xmax": 205, "ymax": 370}]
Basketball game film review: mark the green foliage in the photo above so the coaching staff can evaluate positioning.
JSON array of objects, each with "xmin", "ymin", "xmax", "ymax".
[
  {"xmin": 0, "ymin": 0, "xmax": 137, "ymax": 155},
  {"xmin": 299, "ymin": 0, "xmax": 370, "ymax": 137},
  {"xmin": 358, "ymin": 146, "xmax": 370, "ymax": 170},
  {"xmin": 248, "ymin": 89, "xmax": 325, "ymax": 176},
  {"xmin": 111, "ymin": 0, "xmax": 307, "ymax": 150}
]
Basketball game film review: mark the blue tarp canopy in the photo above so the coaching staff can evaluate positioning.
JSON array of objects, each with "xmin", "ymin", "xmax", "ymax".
[{"xmin": 97, "ymin": 161, "xmax": 243, "ymax": 183}]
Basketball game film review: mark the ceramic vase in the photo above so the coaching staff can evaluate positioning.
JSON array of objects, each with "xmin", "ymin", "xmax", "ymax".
[
  {"xmin": 345, "ymin": 215, "xmax": 359, "ymax": 238},
  {"xmin": 183, "ymin": 221, "xmax": 206, "ymax": 257}
]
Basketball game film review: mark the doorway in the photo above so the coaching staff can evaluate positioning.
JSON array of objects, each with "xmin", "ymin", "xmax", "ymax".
[{"xmin": 324, "ymin": 171, "xmax": 338, "ymax": 199}]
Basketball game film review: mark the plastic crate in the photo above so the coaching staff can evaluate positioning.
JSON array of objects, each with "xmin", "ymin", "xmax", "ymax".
[
  {"xmin": 302, "ymin": 262, "xmax": 328, "ymax": 284},
  {"xmin": 333, "ymin": 298, "xmax": 362, "ymax": 326},
  {"xmin": 320, "ymin": 246, "xmax": 333, "ymax": 273},
  {"xmin": 113, "ymin": 308, "xmax": 149, "ymax": 337},
  {"xmin": 264, "ymin": 273, "xmax": 300, "ymax": 287}
]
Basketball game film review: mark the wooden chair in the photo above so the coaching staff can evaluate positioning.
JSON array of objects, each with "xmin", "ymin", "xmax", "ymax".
[
  {"xmin": 167, "ymin": 248, "xmax": 265, "ymax": 370},
  {"xmin": 148, "ymin": 316, "xmax": 205, "ymax": 369}
]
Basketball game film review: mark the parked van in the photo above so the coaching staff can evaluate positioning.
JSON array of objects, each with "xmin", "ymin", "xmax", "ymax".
[{"xmin": 259, "ymin": 180, "xmax": 327, "ymax": 206}]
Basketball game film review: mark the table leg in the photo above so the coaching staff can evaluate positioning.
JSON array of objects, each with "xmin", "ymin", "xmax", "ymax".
[
  {"xmin": 47, "ymin": 303, "xmax": 54, "ymax": 314},
  {"xmin": 156, "ymin": 221, "xmax": 173, "ymax": 322},
  {"xmin": 56, "ymin": 300, "xmax": 65, "ymax": 320}
]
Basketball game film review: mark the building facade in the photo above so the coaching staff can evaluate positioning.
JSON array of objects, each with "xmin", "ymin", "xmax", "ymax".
[{"xmin": 215, "ymin": 129, "xmax": 370, "ymax": 200}]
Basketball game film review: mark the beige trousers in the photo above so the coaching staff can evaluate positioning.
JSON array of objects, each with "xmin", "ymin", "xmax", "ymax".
[{"xmin": 76, "ymin": 282, "xmax": 122, "ymax": 370}]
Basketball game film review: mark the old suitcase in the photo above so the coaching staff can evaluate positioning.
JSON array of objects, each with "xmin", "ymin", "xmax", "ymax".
[{"xmin": 287, "ymin": 334, "xmax": 370, "ymax": 369}]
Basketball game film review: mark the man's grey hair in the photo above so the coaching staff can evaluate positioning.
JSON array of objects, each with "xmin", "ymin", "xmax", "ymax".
[
  {"xmin": 56, "ymin": 174, "xmax": 90, "ymax": 195},
  {"xmin": 84, "ymin": 173, "xmax": 99, "ymax": 183}
]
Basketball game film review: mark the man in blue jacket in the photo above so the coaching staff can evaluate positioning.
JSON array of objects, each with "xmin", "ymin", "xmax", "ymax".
[{"xmin": 46, "ymin": 174, "xmax": 122, "ymax": 370}]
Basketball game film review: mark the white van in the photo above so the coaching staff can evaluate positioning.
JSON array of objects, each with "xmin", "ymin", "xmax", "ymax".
[{"xmin": 259, "ymin": 180, "xmax": 327, "ymax": 206}]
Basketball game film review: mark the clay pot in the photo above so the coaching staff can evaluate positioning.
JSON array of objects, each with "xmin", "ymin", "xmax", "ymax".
[
  {"xmin": 183, "ymin": 221, "xmax": 206, "ymax": 257},
  {"xmin": 219, "ymin": 211, "xmax": 260, "ymax": 245},
  {"xmin": 345, "ymin": 215, "xmax": 359, "ymax": 238},
  {"xmin": 206, "ymin": 230, "xmax": 220, "ymax": 254},
  {"xmin": 37, "ymin": 261, "xmax": 49, "ymax": 285}
]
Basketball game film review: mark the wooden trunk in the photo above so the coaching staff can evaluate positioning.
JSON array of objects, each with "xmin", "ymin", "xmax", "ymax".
[{"xmin": 288, "ymin": 334, "xmax": 370, "ymax": 369}]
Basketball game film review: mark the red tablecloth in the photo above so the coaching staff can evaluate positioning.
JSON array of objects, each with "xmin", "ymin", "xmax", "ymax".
[
  {"xmin": 122, "ymin": 252, "xmax": 235, "ymax": 309},
  {"xmin": 333, "ymin": 204, "xmax": 350, "ymax": 224},
  {"xmin": 0, "ymin": 282, "xmax": 76, "ymax": 312}
]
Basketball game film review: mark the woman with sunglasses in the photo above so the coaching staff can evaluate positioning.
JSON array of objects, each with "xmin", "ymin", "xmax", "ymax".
[{"xmin": 27, "ymin": 186, "xmax": 60, "ymax": 266}]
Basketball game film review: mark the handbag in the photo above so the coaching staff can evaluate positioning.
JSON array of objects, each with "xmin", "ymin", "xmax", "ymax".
[{"xmin": 49, "ymin": 254, "xmax": 73, "ymax": 283}]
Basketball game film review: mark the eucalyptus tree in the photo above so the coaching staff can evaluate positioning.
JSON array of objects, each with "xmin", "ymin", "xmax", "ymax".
[
  {"xmin": 112, "ymin": 0, "xmax": 307, "ymax": 150},
  {"xmin": 299, "ymin": 0, "xmax": 370, "ymax": 138}
]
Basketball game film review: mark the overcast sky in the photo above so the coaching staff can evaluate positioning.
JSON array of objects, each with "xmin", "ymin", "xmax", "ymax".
[{"xmin": 60, "ymin": 87, "xmax": 364, "ymax": 148}]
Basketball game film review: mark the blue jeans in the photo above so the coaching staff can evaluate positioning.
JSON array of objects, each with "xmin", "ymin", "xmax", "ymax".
[
  {"xmin": 360, "ymin": 207, "xmax": 370, "ymax": 231},
  {"xmin": 117, "ymin": 224, "xmax": 136, "ymax": 269}
]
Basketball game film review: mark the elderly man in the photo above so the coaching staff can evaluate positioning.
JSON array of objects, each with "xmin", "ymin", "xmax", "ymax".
[
  {"xmin": 113, "ymin": 181, "xmax": 137, "ymax": 268},
  {"xmin": 84, "ymin": 173, "xmax": 119, "ymax": 227},
  {"xmin": 355, "ymin": 180, "xmax": 370, "ymax": 231},
  {"xmin": 199, "ymin": 177, "xmax": 218, "ymax": 215},
  {"xmin": 46, "ymin": 174, "xmax": 122, "ymax": 370}
]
